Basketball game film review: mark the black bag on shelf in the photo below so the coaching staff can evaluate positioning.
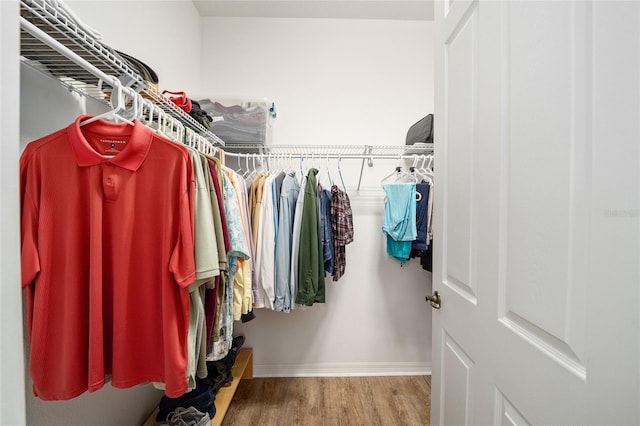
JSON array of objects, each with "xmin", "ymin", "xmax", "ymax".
[
  {"xmin": 406, "ymin": 114, "xmax": 434, "ymax": 145},
  {"xmin": 189, "ymin": 100, "xmax": 214, "ymax": 130}
]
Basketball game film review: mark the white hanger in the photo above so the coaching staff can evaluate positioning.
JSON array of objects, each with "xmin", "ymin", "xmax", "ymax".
[
  {"xmin": 140, "ymin": 98, "xmax": 154, "ymax": 125},
  {"xmin": 318, "ymin": 154, "xmax": 333, "ymax": 188},
  {"xmin": 241, "ymin": 154, "xmax": 251, "ymax": 178},
  {"xmin": 417, "ymin": 155, "xmax": 434, "ymax": 184},
  {"xmin": 247, "ymin": 154, "xmax": 257, "ymax": 178},
  {"xmin": 337, "ymin": 156, "xmax": 347, "ymax": 192},
  {"xmin": 80, "ymin": 77, "xmax": 134, "ymax": 126},
  {"xmin": 120, "ymin": 86, "xmax": 141, "ymax": 122},
  {"xmin": 299, "ymin": 154, "xmax": 305, "ymax": 177},
  {"xmin": 381, "ymin": 166, "xmax": 422, "ymax": 201},
  {"xmin": 381, "ymin": 166, "xmax": 417, "ymax": 184},
  {"xmin": 155, "ymin": 107, "xmax": 167, "ymax": 136}
]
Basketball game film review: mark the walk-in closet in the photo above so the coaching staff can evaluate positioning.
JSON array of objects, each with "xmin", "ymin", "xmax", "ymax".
[
  {"xmin": 10, "ymin": 1, "xmax": 435, "ymax": 424},
  {"xmin": 2, "ymin": 1, "xmax": 639, "ymax": 425}
]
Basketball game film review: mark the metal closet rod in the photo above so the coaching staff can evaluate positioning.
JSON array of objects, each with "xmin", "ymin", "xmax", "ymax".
[
  {"xmin": 222, "ymin": 144, "xmax": 433, "ymax": 154},
  {"xmin": 223, "ymin": 151, "xmax": 432, "ymax": 160},
  {"xmin": 222, "ymin": 149, "xmax": 433, "ymax": 192}
]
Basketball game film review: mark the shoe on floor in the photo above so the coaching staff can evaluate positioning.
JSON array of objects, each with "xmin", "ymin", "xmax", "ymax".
[{"xmin": 156, "ymin": 406, "xmax": 210, "ymax": 426}]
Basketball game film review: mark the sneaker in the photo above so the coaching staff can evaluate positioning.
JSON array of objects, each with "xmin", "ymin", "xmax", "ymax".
[
  {"xmin": 156, "ymin": 384, "xmax": 215, "ymax": 421},
  {"xmin": 156, "ymin": 406, "xmax": 210, "ymax": 426}
]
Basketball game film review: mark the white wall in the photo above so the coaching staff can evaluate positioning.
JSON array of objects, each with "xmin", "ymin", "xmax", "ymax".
[
  {"xmin": 68, "ymin": 0, "xmax": 203, "ymax": 96},
  {"xmin": 1, "ymin": 1, "xmax": 27, "ymax": 424},
  {"xmin": 20, "ymin": 2, "xmax": 203, "ymax": 425},
  {"xmin": 200, "ymin": 17, "xmax": 434, "ymax": 376}
]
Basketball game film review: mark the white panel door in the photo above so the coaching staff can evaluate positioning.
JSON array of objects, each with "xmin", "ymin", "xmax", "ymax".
[{"xmin": 432, "ymin": 1, "xmax": 640, "ymax": 424}]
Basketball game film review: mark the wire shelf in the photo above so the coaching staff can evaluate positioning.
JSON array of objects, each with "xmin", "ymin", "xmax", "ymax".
[
  {"xmin": 223, "ymin": 144, "xmax": 434, "ymax": 158},
  {"xmin": 19, "ymin": 0, "xmax": 224, "ymax": 146}
]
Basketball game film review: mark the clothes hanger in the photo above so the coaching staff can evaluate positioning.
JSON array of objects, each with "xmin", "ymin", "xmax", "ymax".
[
  {"xmin": 246, "ymin": 154, "xmax": 255, "ymax": 179},
  {"xmin": 185, "ymin": 128, "xmax": 194, "ymax": 149},
  {"xmin": 407, "ymin": 155, "xmax": 428, "ymax": 184},
  {"xmin": 177, "ymin": 123, "xmax": 186, "ymax": 146},
  {"xmin": 417, "ymin": 155, "xmax": 434, "ymax": 184},
  {"xmin": 381, "ymin": 166, "xmax": 405, "ymax": 184},
  {"xmin": 196, "ymin": 134, "xmax": 204, "ymax": 153},
  {"xmin": 148, "ymin": 103, "xmax": 161, "ymax": 131},
  {"xmin": 140, "ymin": 98, "xmax": 154, "ymax": 126},
  {"xmin": 337, "ymin": 156, "xmax": 347, "ymax": 192},
  {"xmin": 248, "ymin": 154, "xmax": 259, "ymax": 179},
  {"xmin": 318, "ymin": 154, "xmax": 333, "ymax": 188},
  {"xmin": 381, "ymin": 166, "xmax": 421, "ymax": 202},
  {"xmin": 381, "ymin": 156, "xmax": 419, "ymax": 186},
  {"xmin": 80, "ymin": 77, "xmax": 134, "ymax": 126},
  {"xmin": 282, "ymin": 153, "xmax": 293, "ymax": 175},
  {"xmin": 235, "ymin": 153, "xmax": 246, "ymax": 176},
  {"xmin": 121, "ymin": 86, "xmax": 142, "ymax": 122},
  {"xmin": 299, "ymin": 154, "xmax": 305, "ymax": 178},
  {"xmin": 154, "ymin": 107, "xmax": 167, "ymax": 137},
  {"xmin": 242, "ymin": 154, "xmax": 251, "ymax": 178}
]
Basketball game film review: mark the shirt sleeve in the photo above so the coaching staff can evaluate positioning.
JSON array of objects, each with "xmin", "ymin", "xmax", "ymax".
[
  {"xmin": 20, "ymin": 148, "xmax": 41, "ymax": 335},
  {"xmin": 170, "ymin": 153, "xmax": 197, "ymax": 288},
  {"xmin": 20, "ymin": 147, "xmax": 41, "ymax": 288}
]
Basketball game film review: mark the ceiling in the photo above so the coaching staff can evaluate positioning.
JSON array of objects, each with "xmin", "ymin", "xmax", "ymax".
[{"xmin": 192, "ymin": 0, "xmax": 434, "ymax": 21}]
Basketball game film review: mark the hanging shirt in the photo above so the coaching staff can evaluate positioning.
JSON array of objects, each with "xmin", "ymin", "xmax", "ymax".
[
  {"xmin": 296, "ymin": 169, "xmax": 325, "ymax": 305},
  {"xmin": 274, "ymin": 172, "xmax": 300, "ymax": 312},
  {"xmin": 331, "ymin": 185, "xmax": 354, "ymax": 281},
  {"xmin": 257, "ymin": 173, "xmax": 277, "ymax": 309},
  {"xmin": 412, "ymin": 182, "xmax": 430, "ymax": 251},
  {"xmin": 202, "ymin": 155, "xmax": 227, "ymax": 273},
  {"xmin": 221, "ymin": 171, "xmax": 250, "ymax": 288},
  {"xmin": 225, "ymin": 168, "xmax": 254, "ymax": 319},
  {"xmin": 250, "ymin": 174, "xmax": 268, "ymax": 308},
  {"xmin": 20, "ymin": 117, "xmax": 196, "ymax": 400},
  {"xmin": 410, "ymin": 180, "xmax": 433, "ymax": 273},
  {"xmin": 207, "ymin": 159, "xmax": 231, "ymax": 262},
  {"xmin": 235, "ymin": 175, "xmax": 255, "ymax": 316},
  {"xmin": 427, "ymin": 180, "xmax": 434, "ymax": 246},
  {"xmin": 382, "ymin": 183, "xmax": 417, "ymax": 264},
  {"xmin": 210, "ymin": 170, "xmax": 250, "ymax": 361},
  {"xmin": 272, "ymin": 171, "xmax": 286, "ymax": 220},
  {"xmin": 319, "ymin": 187, "xmax": 334, "ymax": 274},
  {"xmin": 186, "ymin": 149, "xmax": 220, "ymax": 391},
  {"xmin": 201, "ymin": 156, "xmax": 226, "ymax": 354},
  {"xmin": 250, "ymin": 174, "xmax": 267, "ymax": 252},
  {"xmin": 289, "ymin": 175, "xmax": 307, "ymax": 309}
]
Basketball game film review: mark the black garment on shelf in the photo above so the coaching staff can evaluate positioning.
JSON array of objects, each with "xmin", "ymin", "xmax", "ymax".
[
  {"xmin": 410, "ymin": 241, "xmax": 432, "ymax": 273},
  {"xmin": 156, "ymin": 383, "xmax": 216, "ymax": 423}
]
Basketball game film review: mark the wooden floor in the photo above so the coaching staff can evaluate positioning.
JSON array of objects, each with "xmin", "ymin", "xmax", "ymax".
[{"xmin": 222, "ymin": 376, "xmax": 431, "ymax": 426}]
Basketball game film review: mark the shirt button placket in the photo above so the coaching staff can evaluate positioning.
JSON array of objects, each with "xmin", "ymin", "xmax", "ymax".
[{"xmin": 103, "ymin": 164, "xmax": 117, "ymax": 202}]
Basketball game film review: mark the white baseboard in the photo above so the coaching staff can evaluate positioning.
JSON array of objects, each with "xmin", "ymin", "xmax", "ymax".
[{"xmin": 253, "ymin": 362, "xmax": 432, "ymax": 378}]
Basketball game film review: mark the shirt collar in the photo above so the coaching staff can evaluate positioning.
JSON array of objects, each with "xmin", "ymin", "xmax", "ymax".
[{"xmin": 68, "ymin": 115, "xmax": 153, "ymax": 171}]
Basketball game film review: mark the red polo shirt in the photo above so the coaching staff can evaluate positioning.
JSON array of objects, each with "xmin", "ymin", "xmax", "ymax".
[{"xmin": 20, "ymin": 116, "xmax": 196, "ymax": 400}]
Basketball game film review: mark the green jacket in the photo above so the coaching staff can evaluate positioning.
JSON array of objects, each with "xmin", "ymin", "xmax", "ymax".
[{"xmin": 295, "ymin": 169, "xmax": 325, "ymax": 305}]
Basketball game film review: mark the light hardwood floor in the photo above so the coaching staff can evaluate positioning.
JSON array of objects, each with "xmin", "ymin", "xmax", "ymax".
[{"xmin": 222, "ymin": 376, "xmax": 431, "ymax": 426}]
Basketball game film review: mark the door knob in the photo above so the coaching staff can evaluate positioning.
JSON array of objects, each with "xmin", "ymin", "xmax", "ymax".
[{"xmin": 426, "ymin": 291, "xmax": 441, "ymax": 309}]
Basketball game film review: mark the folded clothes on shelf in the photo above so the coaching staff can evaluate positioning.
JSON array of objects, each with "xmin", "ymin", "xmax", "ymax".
[{"xmin": 197, "ymin": 98, "xmax": 275, "ymax": 144}]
